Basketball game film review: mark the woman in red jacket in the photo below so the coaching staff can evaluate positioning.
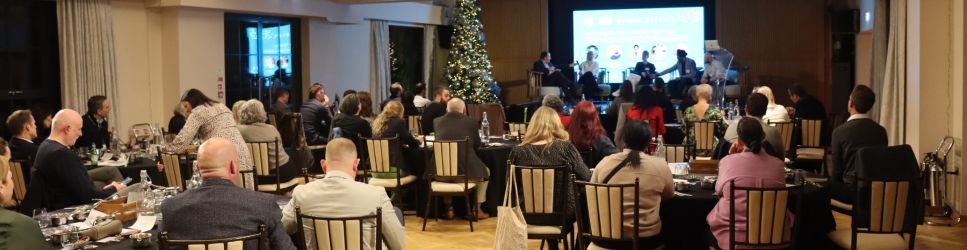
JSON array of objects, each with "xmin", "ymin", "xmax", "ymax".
[{"xmin": 626, "ymin": 86, "xmax": 665, "ymax": 136}]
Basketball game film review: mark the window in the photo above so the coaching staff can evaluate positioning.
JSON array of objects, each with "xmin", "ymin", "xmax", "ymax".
[{"xmin": 224, "ymin": 14, "xmax": 301, "ymax": 108}]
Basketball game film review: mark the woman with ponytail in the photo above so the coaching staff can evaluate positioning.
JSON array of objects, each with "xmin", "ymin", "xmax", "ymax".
[
  {"xmin": 589, "ymin": 120, "xmax": 674, "ymax": 249},
  {"xmin": 706, "ymin": 117, "xmax": 792, "ymax": 249}
]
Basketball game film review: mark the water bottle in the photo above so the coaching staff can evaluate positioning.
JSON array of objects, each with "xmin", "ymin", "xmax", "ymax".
[
  {"xmin": 140, "ymin": 170, "xmax": 152, "ymax": 192},
  {"xmin": 89, "ymin": 143, "xmax": 99, "ymax": 167},
  {"xmin": 655, "ymin": 135, "xmax": 665, "ymax": 158},
  {"xmin": 481, "ymin": 112, "xmax": 490, "ymax": 143},
  {"xmin": 331, "ymin": 127, "xmax": 343, "ymax": 139}
]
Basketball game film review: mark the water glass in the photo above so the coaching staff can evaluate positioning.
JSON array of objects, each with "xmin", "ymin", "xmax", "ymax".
[
  {"xmin": 33, "ymin": 208, "xmax": 50, "ymax": 228},
  {"xmin": 60, "ymin": 225, "xmax": 81, "ymax": 248}
]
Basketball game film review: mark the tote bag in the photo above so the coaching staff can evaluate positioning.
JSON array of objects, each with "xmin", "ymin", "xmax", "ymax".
[{"xmin": 493, "ymin": 165, "xmax": 528, "ymax": 250}]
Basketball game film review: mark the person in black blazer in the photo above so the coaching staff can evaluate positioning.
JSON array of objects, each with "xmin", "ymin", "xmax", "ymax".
[
  {"xmin": 76, "ymin": 96, "xmax": 112, "ymax": 148},
  {"xmin": 433, "ymin": 98, "xmax": 490, "ymax": 218},
  {"xmin": 829, "ymin": 85, "xmax": 887, "ymax": 204},
  {"xmin": 331, "ymin": 94, "xmax": 373, "ymax": 170},
  {"xmin": 533, "ymin": 51, "xmax": 578, "ymax": 102},
  {"xmin": 632, "ymin": 51, "xmax": 657, "ymax": 78},
  {"xmin": 6, "ymin": 110, "xmax": 38, "ymax": 162},
  {"xmin": 372, "ymin": 102, "xmax": 422, "ymax": 180},
  {"xmin": 160, "ymin": 138, "xmax": 295, "ymax": 250},
  {"xmin": 787, "ymin": 83, "xmax": 827, "ymax": 120},
  {"xmin": 421, "ymin": 86, "xmax": 451, "ymax": 135},
  {"xmin": 300, "ymin": 85, "xmax": 333, "ymax": 145}
]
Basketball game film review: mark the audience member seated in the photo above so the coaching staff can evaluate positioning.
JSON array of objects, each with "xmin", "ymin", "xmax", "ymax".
[
  {"xmin": 707, "ymin": 117, "xmax": 793, "ymax": 249},
  {"xmin": 231, "ymin": 100, "xmax": 246, "ymax": 123},
  {"xmin": 270, "ymin": 88, "xmax": 292, "ymax": 115},
  {"xmin": 829, "ymin": 85, "xmax": 887, "ymax": 204},
  {"xmin": 167, "ymin": 89, "xmax": 254, "ymax": 187},
  {"xmin": 29, "ymin": 106, "xmax": 53, "ymax": 147},
  {"xmin": 786, "ymin": 83, "xmax": 827, "ymax": 120},
  {"xmin": 606, "ymin": 80, "xmax": 635, "ymax": 117},
  {"xmin": 542, "ymin": 95, "xmax": 570, "ymax": 127},
  {"xmin": 590, "ymin": 120, "xmax": 674, "ymax": 249},
  {"xmin": 237, "ymin": 100, "xmax": 296, "ymax": 185},
  {"xmin": 679, "ymin": 85, "xmax": 699, "ymax": 109},
  {"xmin": 627, "ymin": 86, "xmax": 666, "ymax": 137},
  {"xmin": 401, "ymin": 91, "xmax": 421, "ymax": 116},
  {"xmin": 300, "ymin": 84, "xmax": 333, "ymax": 145},
  {"xmin": 282, "ymin": 138, "xmax": 405, "ymax": 250},
  {"xmin": 343, "ymin": 89, "xmax": 357, "ymax": 98},
  {"xmin": 421, "ymin": 86, "xmax": 451, "ymax": 135},
  {"xmin": 167, "ymin": 103, "xmax": 187, "ymax": 135},
  {"xmin": 683, "ymin": 84, "xmax": 727, "ymax": 145},
  {"xmin": 21, "ymin": 109, "xmax": 126, "ymax": 212},
  {"xmin": 724, "ymin": 93, "xmax": 786, "ymax": 159},
  {"xmin": 652, "ymin": 80, "xmax": 678, "ymax": 123},
  {"xmin": 6, "ymin": 110, "xmax": 38, "ymax": 162},
  {"xmin": 508, "ymin": 107, "xmax": 592, "ymax": 250},
  {"xmin": 76, "ymin": 95, "xmax": 112, "ymax": 148},
  {"xmin": 413, "ymin": 82, "xmax": 432, "ymax": 108},
  {"xmin": 371, "ymin": 101, "xmax": 422, "ymax": 180},
  {"xmin": 332, "ymin": 94, "xmax": 373, "ymax": 169},
  {"xmin": 381, "ymin": 82, "xmax": 404, "ymax": 109},
  {"xmin": 433, "ymin": 98, "xmax": 490, "ymax": 219},
  {"xmin": 0, "ymin": 139, "xmax": 49, "ymax": 249},
  {"xmin": 160, "ymin": 138, "xmax": 295, "ymax": 250},
  {"xmin": 752, "ymin": 86, "xmax": 790, "ymax": 123},
  {"xmin": 358, "ymin": 91, "xmax": 377, "ymax": 123},
  {"xmin": 567, "ymin": 101, "xmax": 618, "ymax": 164}
]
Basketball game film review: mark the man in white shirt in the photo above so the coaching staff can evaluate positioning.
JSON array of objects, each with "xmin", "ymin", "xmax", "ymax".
[
  {"xmin": 578, "ymin": 51, "xmax": 602, "ymax": 96},
  {"xmin": 701, "ymin": 52, "xmax": 726, "ymax": 84},
  {"xmin": 413, "ymin": 82, "xmax": 432, "ymax": 108},
  {"xmin": 579, "ymin": 51, "xmax": 599, "ymax": 77},
  {"xmin": 282, "ymin": 138, "xmax": 405, "ymax": 250}
]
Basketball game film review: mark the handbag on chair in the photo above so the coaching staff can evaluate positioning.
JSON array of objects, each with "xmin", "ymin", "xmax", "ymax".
[{"xmin": 494, "ymin": 165, "xmax": 528, "ymax": 250}]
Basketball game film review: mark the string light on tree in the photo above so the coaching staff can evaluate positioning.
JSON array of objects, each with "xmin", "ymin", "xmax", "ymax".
[{"xmin": 446, "ymin": 0, "xmax": 499, "ymax": 104}]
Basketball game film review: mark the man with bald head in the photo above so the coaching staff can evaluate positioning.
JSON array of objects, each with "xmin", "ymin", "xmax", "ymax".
[
  {"xmin": 432, "ymin": 98, "xmax": 490, "ymax": 219},
  {"xmin": 160, "ymin": 138, "xmax": 295, "ymax": 250},
  {"xmin": 282, "ymin": 138, "xmax": 405, "ymax": 249},
  {"xmin": 21, "ymin": 109, "xmax": 127, "ymax": 212}
]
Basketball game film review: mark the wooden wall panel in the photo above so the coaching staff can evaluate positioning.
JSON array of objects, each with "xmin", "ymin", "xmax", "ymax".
[
  {"xmin": 715, "ymin": 0, "xmax": 832, "ymax": 110},
  {"xmin": 480, "ymin": 0, "xmax": 548, "ymax": 83}
]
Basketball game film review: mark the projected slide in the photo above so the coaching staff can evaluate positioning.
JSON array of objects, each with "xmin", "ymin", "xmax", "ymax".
[{"xmin": 573, "ymin": 7, "xmax": 704, "ymax": 83}]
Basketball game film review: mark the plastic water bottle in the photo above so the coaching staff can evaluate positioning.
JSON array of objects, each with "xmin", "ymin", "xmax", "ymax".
[
  {"xmin": 654, "ymin": 135, "xmax": 665, "ymax": 157},
  {"xmin": 89, "ymin": 143, "xmax": 99, "ymax": 167},
  {"xmin": 481, "ymin": 112, "xmax": 491, "ymax": 144},
  {"xmin": 331, "ymin": 127, "xmax": 343, "ymax": 139}
]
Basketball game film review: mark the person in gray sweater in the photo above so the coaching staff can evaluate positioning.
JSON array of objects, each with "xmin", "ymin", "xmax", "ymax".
[{"xmin": 237, "ymin": 100, "xmax": 295, "ymax": 185}]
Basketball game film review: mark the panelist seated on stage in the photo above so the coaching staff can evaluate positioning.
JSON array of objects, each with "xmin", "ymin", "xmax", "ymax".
[
  {"xmin": 658, "ymin": 49, "xmax": 699, "ymax": 99},
  {"xmin": 161, "ymin": 138, "xmax": 296, "ymax": 250},
  {"xmin": 532, "ymin": 51, "xmax": 578, "ymax": 101},
  {"xmin": 700, "ymin": 52, "xmax": 727, "ymax": 85},
  {"xmin": 578, "ymin": 51, "xmax": 603, "ymax": 94},
  {"xmin": 632, "ymin": 50, "xmax": 657, "ymax": 78},
  {"xmin": 21, "ymin": 109, "xmax": 127, "ymax": 213}
]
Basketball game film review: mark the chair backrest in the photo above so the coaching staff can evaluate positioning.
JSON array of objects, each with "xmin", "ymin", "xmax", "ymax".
[
  {"xmin": 861, "ymin": 180, "xmax": 913, "ymax": 234},
  {"xmin": 528, "ymin": 70, "xmax": 544, "ymax": 97},
  {"xmin": 8, "ymin": 160, "xmax": 28, "ymax": 202},
  {"xmin": 513, "ymin": 165, "xmax": 568, "ymax": 215},
  {"xmin": 769, "ymin": 122, "xmax": 794, "ymax": 153},
  {"xmin": 160, "ymin": 153, "xmax": 186, "ymax": 190},
  {"xmin": 799, "ymin": 119, "xmax": 823, "ymax": 147},
  {"xmin": 728, "ymin": 180, "xmax": 800, "ymax": 248},
  {"xmin": 575, "ymin": 179, "xmax": 640, "ymax": 248},
  {"xmin": 296, "ymin": 207, "xmax": 383, "ymax": 250},
  {"xmin": 663, "ymin": 144, "xmax": 693, "ymax": 162},
  {"xmin": 366, "ymin": 136, "xmax": 397, "ymax": 174},
  {"xmin": 406, "ymin": 116, "xmax": 422, "ymax": 136},
  {"xmin": 507, "ymin": 123, "xmax": 527, "ymax": 137},
  {"xmin": 160, "ymin": 224, "xmax": 268, "ymax": 250},
  {"xmin": 131, "ymin": 123, "xmax": 153, "ymax": 141},
  {"xmin": 277, "ymin": 113, "xmax": 308, "ymax": 149},
  {"xmin": 246, "ymin": 139, "xmax": 280, "ymax": 176},
  {"xmin": 267, "ymin": 113, "xmax": 278, "ymax": 127},
  {"xmin": 693, "ymin": 121, "xmax": 717, "ymax": 151},
  {"xmin": 675, "ymin": 109, "xmax": 685, "ymax": 125},
  {"xmin": 431, "ymin": 138, "xmax": 468, "ymax": 180},
  {"xmin": 614, "ymin": 103, "xmax": 634, "ymax": 149},
  {"xmin": 469, "ymin": 103, "xmax": 506, "ymax": 136}
]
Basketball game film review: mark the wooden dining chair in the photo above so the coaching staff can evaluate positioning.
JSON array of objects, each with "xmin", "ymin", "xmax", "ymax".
[
  {"xmin": 728, "ymin": 180, "xmax": 803, "ymax": 249},
  {"xmin": 513, "ymin": 164, "xmax": 572, "ymax": 250},
  {"xmin": 8, "ymin": 160, "xmax": 28, "ymax": 206},
  {"xmin": 365, "ymin": 136, "xmax": 416, "ymax": 207},
  {"xmin": 247, "ymin": 138, "xmax": 300, "ymax": 194},
  {"xmin": 794, "ymin": 119, "xmax": 826, "ymax": 174},
  {"xmin": 662, "ymin": 144, "xmax": 695, "ymax": 163},
  {"xmin": 406, "ymin": 116, "xmax": 423, "ymax": 136},
  {"xmin": 160, "ymin": 152, "xmax": 188, "ymax": 190},
  {"xmin": 768, "ymin": 121, "xmax": 795, "ymax": 163},
  {"xmin": 508, "ymin": 123, "xmax": 527, "ymax": 138},
  {"xmin": 574, "ymin": 178, "xmax": 643, "ymax": 250},
  {"xmin": 828, "ymin": 177, "xmax": 920, "ymax": 250},
  {"xmin": 159, "ymin": 224, "xmax": 268, "ymax": 250},
  {"xmin": 422, "ymin": 137, "xmax": 480, "ymax": 232},
  {"xmin": 692, "ymin": 121, "xmax": 717, "ymax": 157},
  {"xmin": 296, "ymin": 207, "xmax": 383, "ymax": 250},
  {"xmin": 267, "ymin": 113, "xmax": 278, "ymax": 127}
]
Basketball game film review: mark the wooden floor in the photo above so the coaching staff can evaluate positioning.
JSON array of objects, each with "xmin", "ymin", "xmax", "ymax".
[{"xmin": 402, "ymin": 214, "xmax": 967, "ymax": 249}]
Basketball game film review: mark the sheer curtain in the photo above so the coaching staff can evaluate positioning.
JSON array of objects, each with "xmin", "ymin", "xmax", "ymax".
[
  {"xmin": 57, "ymin": 0, "xmax": 119, "ymax": 123},
  {"xmin": 877, "ymin": 0, "xmax": 907, "ymax": 145},
  {"xmin": 371, "ymin": 20, "xmax": 391, "ymax": 112}
]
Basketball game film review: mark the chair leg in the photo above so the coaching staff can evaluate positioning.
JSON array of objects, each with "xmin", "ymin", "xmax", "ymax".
[
  {"xmin": 908, "ymin": 233, "xmax": 916, "ymax": 250},
  {"xmin": 422, "ymin": 193, "xmax": 433, "ymax": 231},
  {"xmin": 540, "ymin": 240, "xmax": 545, "ymax": 250},
  {"xmin": 465, "ymin": 193, "xmax": 475, "ymax": 232}
]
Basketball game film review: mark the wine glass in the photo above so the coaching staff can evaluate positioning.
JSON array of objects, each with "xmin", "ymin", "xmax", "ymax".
[{"xmin": 33, "ymin": 208, "xmax": 50, "ymax": 228}]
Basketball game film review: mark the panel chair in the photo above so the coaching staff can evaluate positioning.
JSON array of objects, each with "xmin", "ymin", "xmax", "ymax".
[
  {"xmin": 365, "ymin": 136, "xmax": 417, "ymax": 207},
  {"xmin": 692, "ymin": 121, "xmax": 718, "ymax": 158},
  {"xmin": 574, "ymin": 178, "xmax": 643, "ymax": 250},
  {"xmin": 8, "ymin": 160, "xmax": 28, "ymax": 206},
  {"xmin": 296, "ymin": 207, "xmax": 383, "ymax": 250},
  {"xmin": 768, "ymin": 121, "xmax": 795, "ymax": 164},
  {"xmin": 513, "ymin": 164, "xmax": 573, "ymax": 250},
  {"xmin": 727, "ymin": 180, "xmax": 803, "ymax": 249},
  {"xmin": 406, "ymin": 116, "xmax": 422, "ymax": 136},
  {"xmin": 247, "ymin": 138, "xmax": 300, "ymax": 194},
  {"xmin": 794, "ymin": 119, "xmax": 826, "ymax": 174},
  {"xmin": 160, "ymin": 224, "xmax": 268, "ymax": 250},
  {"xmin": 662, "ymin": 144, "xmax": 695, "ymax": 163},
  {"xmin": 508, "ymin": 123, "xmax": 527, "ymax": 139},
  {"xmin": 422, "ymin": 137, "xmax": 481, "ymax": 232},
  {"xmin": 160, "ymin": 152, "xmax": 189, "ymax": 190},
  {"xmin": 528, "ymin": 70, "xmax": 545, "ymax": 100},
  {"xmin": 828, "ymin": 176, "xmax": 920, "ymax": 250}
]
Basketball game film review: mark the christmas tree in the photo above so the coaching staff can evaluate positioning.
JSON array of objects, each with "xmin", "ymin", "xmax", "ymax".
[{"xmin": 446, "ymin": 0, "xmax": 499, "ymax": 104}]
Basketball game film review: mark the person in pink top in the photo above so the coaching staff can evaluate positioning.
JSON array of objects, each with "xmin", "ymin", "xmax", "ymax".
[{"xmin": 707, "ymin": 117, "xmax": 793, "ymax": 249}]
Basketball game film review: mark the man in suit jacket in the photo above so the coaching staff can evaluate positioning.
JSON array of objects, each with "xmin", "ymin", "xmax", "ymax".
[
  {"xmin": 533, "ymin": 51, "xmax": 578, "ymax": 102},
  {"xmin": 724, "ymin": 93, "xmax": 786, "ymax": 159},
  {"xmin": 433, "ymin": 98, "xmax": 490, "ymax": 218},
  {"xmin": 829, "ymin": 85, "xmax": 887, "ymax": 204},
  {"xmin": 282, "ymin": 138, "xmax": 405, "ymax": 250},
  {"xmin": 787, "ymin": 83, "xmax": 827, "ymax": 120},
  {"xmin": 160, "ymin": 138, "xmax": 295, "ymax": 250},
  {"xmin": 76, "ymin": 95, "xmax": 112, "ymax": 148},
  {"xmin": 300, "ymin": 84, "xmax": 332, "ymax": 145},
  {"xmin": 6, "ymin": 110, "xmax": 38, "ymax": 162},
  {"xmin": 421, "ymin": 86, "xmax": 451, "ymax": 135},
  {"xmin": 658, "ymin": 50, "xmax": 699, "ymax": 99}
]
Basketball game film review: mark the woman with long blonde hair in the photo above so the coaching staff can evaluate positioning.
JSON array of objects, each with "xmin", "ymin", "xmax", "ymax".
[
  {"xmin": 370, "ymin": 101, "xmax": 421, "ymax": 180},
  {"xmin": 509, "ymin": 107, "xmax": 591, "ymax": 250}
]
